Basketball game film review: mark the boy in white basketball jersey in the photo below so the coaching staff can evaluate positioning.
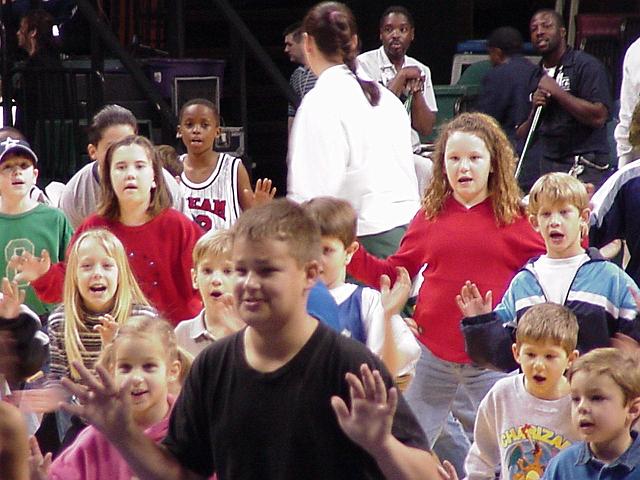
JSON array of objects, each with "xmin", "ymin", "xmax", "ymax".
[{"xmin": 177, "ymin": 98, "xmax": 276, "ymax": 231}]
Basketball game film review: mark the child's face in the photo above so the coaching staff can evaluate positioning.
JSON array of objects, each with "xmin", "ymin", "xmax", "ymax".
[
  {"xmin": 570, "ymin": 370, "xmax": 640, "ymax": 455},
  {"xmin": 109, "ymin": 144, "xmax": 156, "ymax": 207},
  {"xmin": 444, "ymin": 131, "xmax": 492, "ymax": 207},
  {"xmin": 530, "ymin": 201, "xmax": 589, "ymax": 259},
  {"xmin": 89, "ymin": 124, "xmax": 135, "ymax": 167},
  {"xmin": 0, "ymin": 155, "xmax": 37, "ymax": 199},
  {"xmin": 178, "ymin": 104, "xmax": 220, "ymax": 155},
  {"xmin": 319, "ymin": 236, "xmax": 358, "ymax": 289},
  {"xmin": 191, "ymin": 252, "xmax": 235, "ymax": 305},
  {"xmin": 232, "ymin": 236, "xmax": 318, "ymax": 331},
  {"xmin": 76, "ymin": 237, "xmax": 119, "ymax": 313},
  {"xmin": 512, "ymin": 339, "xmax": 576, "ymax": 400},
  {"xmin": 114, "ymin": 336, "xmax": 178, "ymax": 428}
]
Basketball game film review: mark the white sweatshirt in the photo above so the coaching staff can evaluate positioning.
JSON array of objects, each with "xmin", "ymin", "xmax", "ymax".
[{"xmin": 465, "ymin": 373, "xmax": 578, "ymax": 479}]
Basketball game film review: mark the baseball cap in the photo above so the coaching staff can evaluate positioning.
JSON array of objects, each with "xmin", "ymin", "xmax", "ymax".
[{"xmin": 0, "ymin": 137, "xmax": 38, "ymax": 165}]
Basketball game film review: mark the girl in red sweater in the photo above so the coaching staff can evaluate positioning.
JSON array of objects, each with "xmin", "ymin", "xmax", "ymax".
[
  {"xmin": 347, "ymin": 112, "xmax": 545, "ymax": 474},
  {"xmin": 13, "ymin": 135, "xmax": 203, "ymax": 325}
]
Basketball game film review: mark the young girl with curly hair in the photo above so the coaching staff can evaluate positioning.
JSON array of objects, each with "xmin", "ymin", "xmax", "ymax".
[{"xmin": 348, "ymin": 112, "xmax": 546, "ymax": 473}]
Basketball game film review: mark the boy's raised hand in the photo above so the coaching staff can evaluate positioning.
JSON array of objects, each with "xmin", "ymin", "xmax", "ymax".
[
  {"xmin": 0, "ymin": 277, "xmax": 25, "ymax": 319},
  {"xmin": 241, "ymin": 178, "xmax": 277, "ymax": 209},
  {"xmin": 331, "ymin": 364, "xmax": 397, "ymax": 454},
  {"xmin": 455, "ymin": 281, "xmax": 492, "ymax": 317},
  {"xmin": 60, "ymin": 361, "xmax": 135, "ymax": 439},
  {"xmin": 8, "ymin": 250, "xmax": 51, "ymax": 284},
  {"xmin": 380, "ymin": 267, "xmax": 411, "ymax": 318}
]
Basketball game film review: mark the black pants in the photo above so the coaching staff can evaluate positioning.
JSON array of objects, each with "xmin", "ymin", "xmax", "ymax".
[{"xmin": 540, "ymin": 153, "xmax": 613, "ymax": 190}]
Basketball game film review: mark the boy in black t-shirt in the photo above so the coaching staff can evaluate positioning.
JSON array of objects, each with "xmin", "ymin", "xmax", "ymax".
[{"xmin": 60, "ymin": 199, "xmax": 440, "ymax": 479}]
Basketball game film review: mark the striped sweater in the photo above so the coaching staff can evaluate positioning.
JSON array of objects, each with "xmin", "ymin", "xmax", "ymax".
[{"xmin": 47, "ymin": 303, "xmax": 157, "ymax": 382}]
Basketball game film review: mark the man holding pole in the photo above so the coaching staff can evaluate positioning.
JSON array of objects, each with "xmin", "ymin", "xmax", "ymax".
[{"xmin": 516, "ymin": 9, "xmax": 612, "ymax": 190}]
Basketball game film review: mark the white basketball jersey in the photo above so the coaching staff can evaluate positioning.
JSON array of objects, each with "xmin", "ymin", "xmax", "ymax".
[{"xmin": 179, "ymin": 153, "xmax": 241, "ymax": 231}]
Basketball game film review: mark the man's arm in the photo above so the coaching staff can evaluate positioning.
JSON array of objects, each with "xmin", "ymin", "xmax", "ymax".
[
  {"xmin": 408, "ymin": 87, "xmax": 436, "ymax": 137},
  {"xmin": 60, "ymin": 362, "xmax": 204, "ymax": 480},
  {"xmin": 331, "ymin": 364, "xmax": 441, "ymax": 479},
  {"xmin": 386, "ymin": 66, "xmax": 435, "ymax": 136},
  {"xmin": 537, "ymin": 75, "xmax": 608, "ymax": 128}
]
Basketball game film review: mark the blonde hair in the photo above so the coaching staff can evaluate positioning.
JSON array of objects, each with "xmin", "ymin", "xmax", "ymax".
[
  {"xmin": 302, "ymin": 197, "xmax": 357, "ymax": 247},
  {"xmin": 231, "ymin": 198, "xmax": 321, "ymax": 266},
  {"xmin": 528, "ymin": 172, "xmax": 589, "ymax": 216},
  {"xmin": 568, "ymin": 348, "xmax": 640, "ymax": 405},
  {"xmin": 97, "ymin": 316, "xmax": 193, "ymax": 386},
  {"xmin": 516, "ymin": 303, "xmax": 578, "ymax": 355},
  {"xmin": 64, "ymin": 229, "xmax": 150, "ymax": 379},
  {"xmin": 97, "ymin": 135, "xmax": 171, "ymax": 221},
  {"xmin": 422, "ymin": 112, "xmax": 523, "ymax": 225},
  {"xmin": 192, "ymin": 228, "xmax": 233, "ymax": 268}
]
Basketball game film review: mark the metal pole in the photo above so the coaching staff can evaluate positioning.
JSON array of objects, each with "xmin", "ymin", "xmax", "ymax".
[
  {"xmin": 515, "ymin": 106, "xmax": 542, "ymax": 180},
  {"xmin": 211, "ymin": 0, "xmax": 298, "ymax": 107},
  {"xmin": 75, "ymin": 0, "xmax": 177, "ymax": 128}
]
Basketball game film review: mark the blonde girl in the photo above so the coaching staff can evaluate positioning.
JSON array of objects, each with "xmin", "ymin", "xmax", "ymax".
[
  {"xmin": 347, "ymin": 112, "xmax": 546, "ymax": 473},
  {"xmin": 47, "ymin": 228, "xmax": 155, "ymax": 382},
  {"xmin": 47, "ymin": 316, "xmax": 194, "ymax": 479},
  {"xmin": 17, "ymin": 135, "xmax": 204, "ymax": 325}
]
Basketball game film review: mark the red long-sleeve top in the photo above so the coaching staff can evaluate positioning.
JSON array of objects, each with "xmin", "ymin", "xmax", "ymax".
[
  {"xmin": 348, "ymin": 196, "xmax": 545, "ymax": 363},
  {"xmin": 32, "ymin": 209, "xmax": 203, "ymax": 325}
]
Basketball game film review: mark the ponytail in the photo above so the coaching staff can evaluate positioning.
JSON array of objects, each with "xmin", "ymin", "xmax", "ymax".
[{"xmin": 304, "ymin": 2, "xmax": 379, "ymax": 106}]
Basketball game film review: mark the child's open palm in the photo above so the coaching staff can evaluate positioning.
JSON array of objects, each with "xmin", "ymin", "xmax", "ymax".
[
  {"xmin": 456, "ymin": 281, "xmax": 492, "ymax": 317},
  {"xmin": 380, "ymin": 267, "xmax": 411, "ymax": 318},
  {"xmin": 331, "ymin": 364, "xmax": 396, "ymax": 454},
  {"xmin": 241, "ymin": 178, "xmax": 277, "ymax": 209},
  {"xmin": 60, "ymin": 361, "xmax": 135, "ymax": 440},
  {"xmin": 0, "ymin": 277, "xmax": 25, "ymax": 319},
  {"xmin": 93, "ymin": 314, "xmax": 119, "ymax": 346},
  {"xmin": 8, "ymin": 250, "xmax": 51, "ymax": 284}
]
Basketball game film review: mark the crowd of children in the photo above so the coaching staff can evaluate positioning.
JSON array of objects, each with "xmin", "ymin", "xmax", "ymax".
[{"xmin": 3, "ymin": 1, "xmax": 640, "ymax": 479}]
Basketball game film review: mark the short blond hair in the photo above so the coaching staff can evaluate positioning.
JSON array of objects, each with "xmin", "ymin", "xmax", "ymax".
[
  {"xmin": 568, "ymin": 348, "xmax": 640, "ymax": 405},
  {"xmin": 528, "ymin": 172, "xmax": 588, "ymax": 216},
  {"xmin": 231, "ymin": 199, "xmax": 321, "ymax": 266},
  {"xmin": 516, "ymin": 303, "xmax": 578, "ymax": 355},
  {"xmin": 192, "ymin": 229, "xmax": 233, "ymax": 268}
]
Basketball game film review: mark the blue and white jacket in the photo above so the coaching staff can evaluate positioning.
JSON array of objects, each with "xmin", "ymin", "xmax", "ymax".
[{"xmin": 462, "ymin": 249, "xmax": 639, "ymax": 372}]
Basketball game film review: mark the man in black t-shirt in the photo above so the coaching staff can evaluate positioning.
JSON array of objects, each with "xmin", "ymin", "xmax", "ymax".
[{"xmin": 61, "ymin": 200, "xmax": 442, "ymax": 480}]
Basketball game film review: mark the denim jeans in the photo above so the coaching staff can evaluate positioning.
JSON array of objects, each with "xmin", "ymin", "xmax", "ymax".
[{"xmin": 405, "ymin": 343, "xmax": 507, "ymax": 475}]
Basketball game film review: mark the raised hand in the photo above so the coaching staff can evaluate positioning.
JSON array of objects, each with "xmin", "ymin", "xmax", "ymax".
[
  {"xmin": 93, "ymin": 313, "xmax": 119, "ymax": 346},
  {"xmin": 380, "ymin": 267, "xmax": 411, "ymax": 318},
  {"xmin": 331, "ymin": 364, "xmax": 397, "ymax": 454},
  {"xmin": 241, "ymin": 178, "xmax": 277, "ymax": 209},
  {"xmin": 218, "ymin": 293, "xmax": 245, "ymax": 334},
  {"xmin": 437, "ymin": 460, "xmax": 459, "ymax": 480},
  {"xmin": 8, "ymin": 250, "xmax": 51, "ymax": 284},
  {"xmin": 404, "ymin": 317, "xmax": 420, "ymax": 338},
  {"xmin": 60, "ymin": 361, "xmax": 135, "ymax": 439},
  {"xmin": 0, "ymin": 277, "xmax": 25, "ymax": 319},
  {"xmin": 456, "ymin": 280, "xmax": 492, "ymax": 317},
  {"xmin": 28, "ymin": 436, "xmax": 52, "ymax": 480}
]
